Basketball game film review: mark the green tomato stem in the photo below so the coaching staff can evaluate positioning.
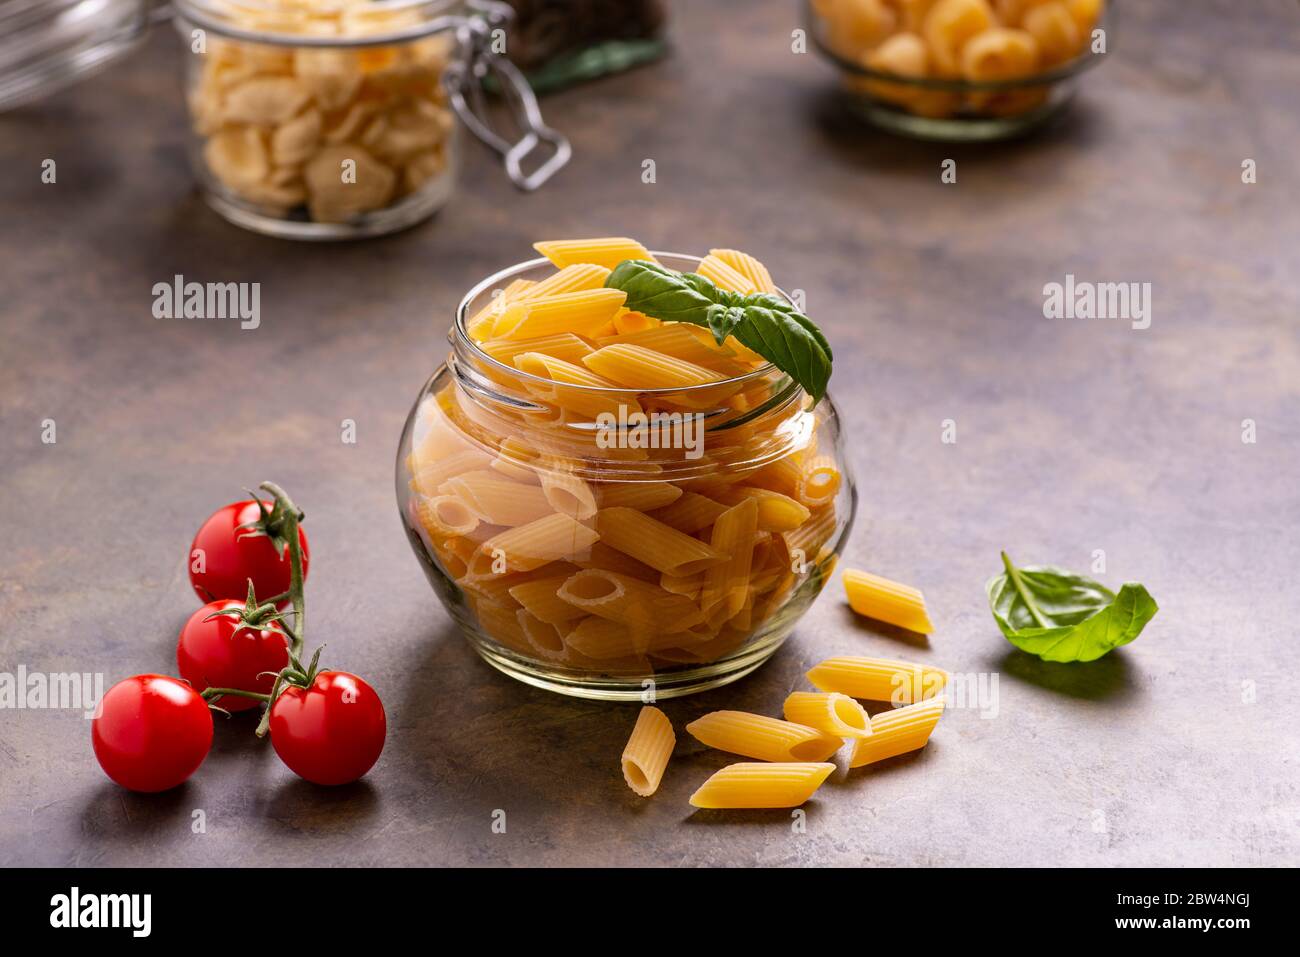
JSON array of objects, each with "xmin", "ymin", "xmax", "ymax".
[
  {"xmin": 260, "ymin": 480, "xmax": 305, "ymax": 659},
  {"xmin": 201, "ymin": 687, "xmax": 271, "ymax": 703},
  {"xmin": 1001, "ymin": 551, "xmax": 1050, "ymax": 629}
]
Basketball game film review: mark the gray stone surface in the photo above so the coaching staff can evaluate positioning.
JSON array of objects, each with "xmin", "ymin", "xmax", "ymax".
[{"xmin": 0, "ymin": 0, "xmax": 1297, "ymax": 866}]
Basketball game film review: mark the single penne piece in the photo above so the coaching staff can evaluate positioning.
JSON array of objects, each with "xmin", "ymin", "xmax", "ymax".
[
  {"xmin": 695, "ymin": 253, "xmax": 758, "ymax": 294},
  {"xmin": 466, "ymin": 278, "xmax": 537, "ymax": 339},
  {"xmin": 796, "ymin": 454, "xmax": 842, "ymax": 507},
  {"xmin": 558, "ymin": 569, "xmax": 705, "ymax": 631},
  {"xmin": 595, "ymin": 507, "xmax": 725, "ymax": 576},
  {"xmin": 573, "ymin": 541, "xmax": 660, "ymax": 581},
  {"xmin": 849, "ymin": 697, "xmax": 946, "ymax": 768},
  {"xmin": 783, "ymin": 691, "xmax": 872, "ymax": 740},
  {"xmin": 478, "ymin": 513, "xmax": 600, "ymax": 572},
  {"xmin": 806, "ymin": 655, "xmax": 949, "ymax": 704},
  {"xmin": 597, "ymin": 323, "xmax": 735, "ymax": 367},
  {"xmin": 622, "ymin": 706, "xmax": 675, "ymax": 797},
  {"xmin": 480, "ymin": 332, "xmax": 595, "ymax": 366},
  {"xmin": 596, "ymin": 481, "xmax": 683, "ymax": 511},
  {"xmin": 688, "ymin": 762, "xmax": 835, "ymax": 809},
  {"xmin": 700, "ymin": 497, "xmax": 758, "ymax": 618},
  {"xmin": 494, "ymin": 289, "xmax": 628, "ymax": 340},
  {"xmin": 538, "ymin": 468, "xmax": 598, "ymax": 520},
  {"xmin": 747, "ymin": 456, "xmax": 802, "ymax": 497},
  {"xmin": 649, "ymin": 491, "xmax": 729, "ymax": 533},
  {"xmin": 709, "ymin": 248, "xmax": 778, "ymax": 293},
  {"xmin": 842, "ymin": 568, "xmax": 935, "ymax": 634},
  {"xmin": 514, "ymin": 352, "xmax": 639, "ymax": 420},
  {"xmin": 516, "ymin": 608, "xmax": 568, "ymax": 661},
  {"xmin": 517, "ymin": 262, "xmax": 611, "ymax": 301},
  {"xmin": 410, "ymin": 449, "xmax": 493, "ymax": 498},
  {"xmin": 414, "ymin": 495, "xmax": 480, "ymax": 537},
  {"xmin": 686, "ymin": 711, "xmax": 843, "ymax": 763},
  {"xmin": 711, "ymin": 486, "xmax": 811, "ymax": 532},
  {"xmin": 443, "ymin": 472, "xmax": 554, "ymax": 526},
  {"xmin": 535, "ymin": 237, "xmax": 655, "ymax": 270},
  {"xmin": 508, "ymin": 573, "xmax": 588, "ymax": 625},
  {"xmin": 581, "ymin": 343, "xmax": 724, "ymax": 390}
]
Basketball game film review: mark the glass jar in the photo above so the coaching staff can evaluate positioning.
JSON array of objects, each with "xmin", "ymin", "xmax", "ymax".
[
  {"xmin": 806, "ymin": 0, "xmax": 1113, "ymax": 142},
  {"xmin": 170, "ymin": 0, "xmax": 570, "ymax": 238},
  {"xmin": 394, "ymin": 253, "xmax": 857, "ymax": 700}
]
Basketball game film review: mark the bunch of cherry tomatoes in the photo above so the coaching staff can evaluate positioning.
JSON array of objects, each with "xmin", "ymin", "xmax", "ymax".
[{"xmin": 91, "ymin": 482, "xmax": 385, "ymax": 792}]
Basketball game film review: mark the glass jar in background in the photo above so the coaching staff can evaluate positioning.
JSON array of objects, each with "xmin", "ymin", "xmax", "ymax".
[
  {"xmin": 171, "ymin": 0, "xmax": 570, "ymax": 238},
  {"xmin": 394, "ymin": 253, "xmax": 857, "ymax": 700},
  {"xmin": 807, "ymin": 0, "xmax": 1113, "ymax": 141}
]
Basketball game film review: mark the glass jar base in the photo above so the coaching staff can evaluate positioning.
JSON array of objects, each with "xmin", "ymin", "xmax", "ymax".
[
  {"xmin": 845, "ymin": 90, "xmax": 1073, "ymax": 142},
  {"xmin": 200, "ymin": 174, "xmax": 456, "ymax": 241},
  {"xmin": 469, "ymin": 632, "xmax": 794, "ymax": 702}
]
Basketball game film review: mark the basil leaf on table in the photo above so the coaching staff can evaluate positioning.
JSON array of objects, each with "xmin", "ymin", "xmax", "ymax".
[
  {"xmin": 986, "ymin": 552, "xmax": 1158, "ymax": 662},
  {"xmin": 606, "ymin": 259, "xmax": 833, "ymax": 402}
]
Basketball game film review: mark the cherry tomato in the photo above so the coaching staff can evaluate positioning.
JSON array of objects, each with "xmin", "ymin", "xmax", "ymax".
[
  {"xmin": 269, "ymin": 672, "xmax": 386, "ymax": 786},
  {"xmin": 91, "ymin": 675, "xmax": 213, "ymax": 792},
  {"xmin": 176, "ymin": 601, "xmax": 290, "ymax": 712},
  {"xmin": 189, "ymin": 500, "xmax": 309, "ymax": 605}
]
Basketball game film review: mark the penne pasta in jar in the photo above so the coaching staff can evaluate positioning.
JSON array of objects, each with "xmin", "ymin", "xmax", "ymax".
[{"xmin": 396, "ymin": 241, "xmax": 856, "ymax": 700}]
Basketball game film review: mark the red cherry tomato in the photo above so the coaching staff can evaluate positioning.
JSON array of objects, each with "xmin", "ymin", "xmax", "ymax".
[
  {"xmin": 176, "ymin": 601, "xmax": 290, "ymax": 712},
  {"xmin": 189, "ymin": 500, "xmax": 309, "ymax": 606},
  {"xmin": 91, "ymin": 675, "xmax": 213, "ymax": 793},
  {"xmin": 269, "ymin": 672, "xmax": 386, "ymax": 786}
]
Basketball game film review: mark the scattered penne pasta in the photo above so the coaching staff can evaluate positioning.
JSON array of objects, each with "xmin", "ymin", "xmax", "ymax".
[
  {"xmin": 806, "ymin": 655, "xmax": 949, "ymax": 704},
  {"xmin": 689, "ymin": 762, "xmax": 836, "ymax": 809},
  {"xmin": 686, "ymin": 711, "xmax": 843, "ymax": 763},
  {"xmin": 782, "ymin": 691, "xmax": 873, "ymax": 739},
  {"xmin": 842, "ymin": 568, "xmax": 935, "ymax": 633},
  {"xmin": 622, "ymin": 706, "xmax": 676, "ymax": 796},
  {"xmin": 848, "ymin": 697, "xmax": 946, "ymax": 768}
]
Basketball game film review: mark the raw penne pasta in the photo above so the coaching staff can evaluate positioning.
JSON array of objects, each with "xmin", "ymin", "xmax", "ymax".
[
  {"xmin": 796, "ymin": 455, "xmax": 842, "ymax": 507},
  {"xmin": 539, "ymin": 469, "xmax": 598, "ymax": 520},
  {"xmin": 596, "ymin": 481, "xmax": 683, "ymax": 511},
  {"xmin": 513, "ymin": 262, "xmax": 611, "ymax": 304},
  {"xmin": 712, "ymin": 487, "xmax": 811, "ymax": 532},
  {"xmin": 414, "ymin": 495, "xmax": 479, "ymax": 537},
  {"xmin": 495, "ymin": 289, "xmax": 628, "ymax": 340},
  {"xmin": 474, "ymin": 599, "xmax": 533, "ymax": 655},
  {"xmin": 649, "ymin": 492, "xmax": 730, "ymax": 533},
  {"xmin": 517, "ymin": 608, "xmax": 568, "ymax": 660},
  {"xmin": 566, "ymin": 616, "xmax": 696, "ymax": 659},
  {"xmin": 782, "ymin": 691, "xmax": 872, "ymax": 740},
  {"xmin": 848, "ymin": 697, "xmax": 946, "ymax": 768},
  {"xmin": 842, "ymin": 568, "xmax": 935, "ymax": 633},
  {"xmin": 582, "ymin": 344, "xmax": 723, "ymax": 390},
  {"xmin": 701, "ymin": 498, "xmax": 758, "ymax": 617},
  {"xmin": 695, "ymin": 253, "xmax": 758, "ymax": 294},
  {"xmin": 410, "ymin": 449, "xmax": 493, "ymax": 497},
  {"xmin": 480, "ymin": 333, "xmax": 595, "ymax": 366},
  {"xmin": 806, "ymin": 655, "xmax": 949, "ymax": 704},
  {"xmin": 622, "ymin": 706, "xmax": 675, "ymax": 797},
  {"xmin": 686, "ymin": 711, "xmax": 843, "ymax": 763},
  {"xmin": 595, "ymin": 507, "xmax": 724, "ymax": 577},
  {"xmin": 514, "ymin": 352, "xmax": 637, "ymax": 421},
  {"xmin": 536, "ymin": 237, "xmax": 654, "ymax": 271},
  {"xmin": 508, "ymin": 573, "xmax": 588, "ymax": 625},
  {"xmin": 660, "ymin": 571, "xmax": 703, "ymax": 598},
  {"xmin": 558, "ymin": 569, "xmax": 705, "ymax": 631},
  {"xmin": 466, "ymin": 278, "xmax": 537, "ymax": 338},
  {"xmin": 688, "ymin": 762, "xmax": 835, "ymax": 809},
  {"xmin": 478, "ymin": 513, "xmax": 599, "ymax": 572},
  {"xmin": 573, "ymin": 541, "xmax": 660, "ymax": 581},
  {"xmin": 709, "ymin": 248, "xmax": 777, "ymax": 293},
  {"xmin": 443, "ymin": 472, "xmax": 554, "ymax": 526},
  {"xmin": 596, "ymin": 324, "xmax": 729, "ymax": 367},
  {"xmin": 612, "ymin": 310, "xmax": 659, "ymax": 334}
]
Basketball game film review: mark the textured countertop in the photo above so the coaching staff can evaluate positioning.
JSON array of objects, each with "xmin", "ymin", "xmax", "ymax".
[{"xmin": 1, "ymin": 0, "xmax": 1297, "ymax": 867}]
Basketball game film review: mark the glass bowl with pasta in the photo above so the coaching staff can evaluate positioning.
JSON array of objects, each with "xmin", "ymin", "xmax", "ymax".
[
  {"xmin": 807, "ymin": 0, "xmax": 1112, "ymax": 141},
  {"xmin": 395, "ymin": 240, "xmax": 857, "ymax": 700}
]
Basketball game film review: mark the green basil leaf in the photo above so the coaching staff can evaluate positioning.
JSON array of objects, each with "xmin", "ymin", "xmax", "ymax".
[
  {"xmin": 986, "ymin": 552, "xmax": 1158, "ymax": 662},
  {"xmin": 605, "ymin": 259, "xmax": 834, "ymax": 402}
]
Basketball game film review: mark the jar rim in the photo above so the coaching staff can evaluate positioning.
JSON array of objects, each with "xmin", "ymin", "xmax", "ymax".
[
  {"xmin": 451, "ymin": 251, "xmax": 786, "ymax": 399},
  {"xmin": 172, "ymin": 0, "xmax": 468, "ymax": 47}
]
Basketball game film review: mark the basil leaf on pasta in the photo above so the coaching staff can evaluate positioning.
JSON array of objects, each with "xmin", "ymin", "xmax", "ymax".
[{"xmin": 606, "ymin": 259, "xmax": 833, "ymax": 402}]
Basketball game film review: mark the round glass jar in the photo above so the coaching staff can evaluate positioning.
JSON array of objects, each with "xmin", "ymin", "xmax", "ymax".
[
  {"xmin": 807, "ymin": 0, "xmax": 1113, "ymax": 142},
  {"xmin": 171, "ymin": 0, "xmax": 570, "ymax": 239},
  {"xmin": 395, "ymin": 253, "xmax": 857, "ymax": 700}
]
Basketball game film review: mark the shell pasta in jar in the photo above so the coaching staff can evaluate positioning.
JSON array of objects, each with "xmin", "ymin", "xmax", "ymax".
[{"xmin": 395, "ymin": 241, "xmax": 856, "ymax": 700}]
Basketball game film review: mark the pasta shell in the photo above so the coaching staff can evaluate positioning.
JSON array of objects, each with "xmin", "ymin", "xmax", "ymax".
[
  {"xmin": 222, "ymin": 76, "xmax": 312, "ymax": 126},
  {"xmin": 303, "ymin": 144, "xmax": 396, "ymax": 223},
  {"xmin": 203, "ymin": 126, "xmax": 270, "ymax": 190},
  {"xmin": 271, "ymin": 108, "xmax": 322, "ymax": 166}
]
